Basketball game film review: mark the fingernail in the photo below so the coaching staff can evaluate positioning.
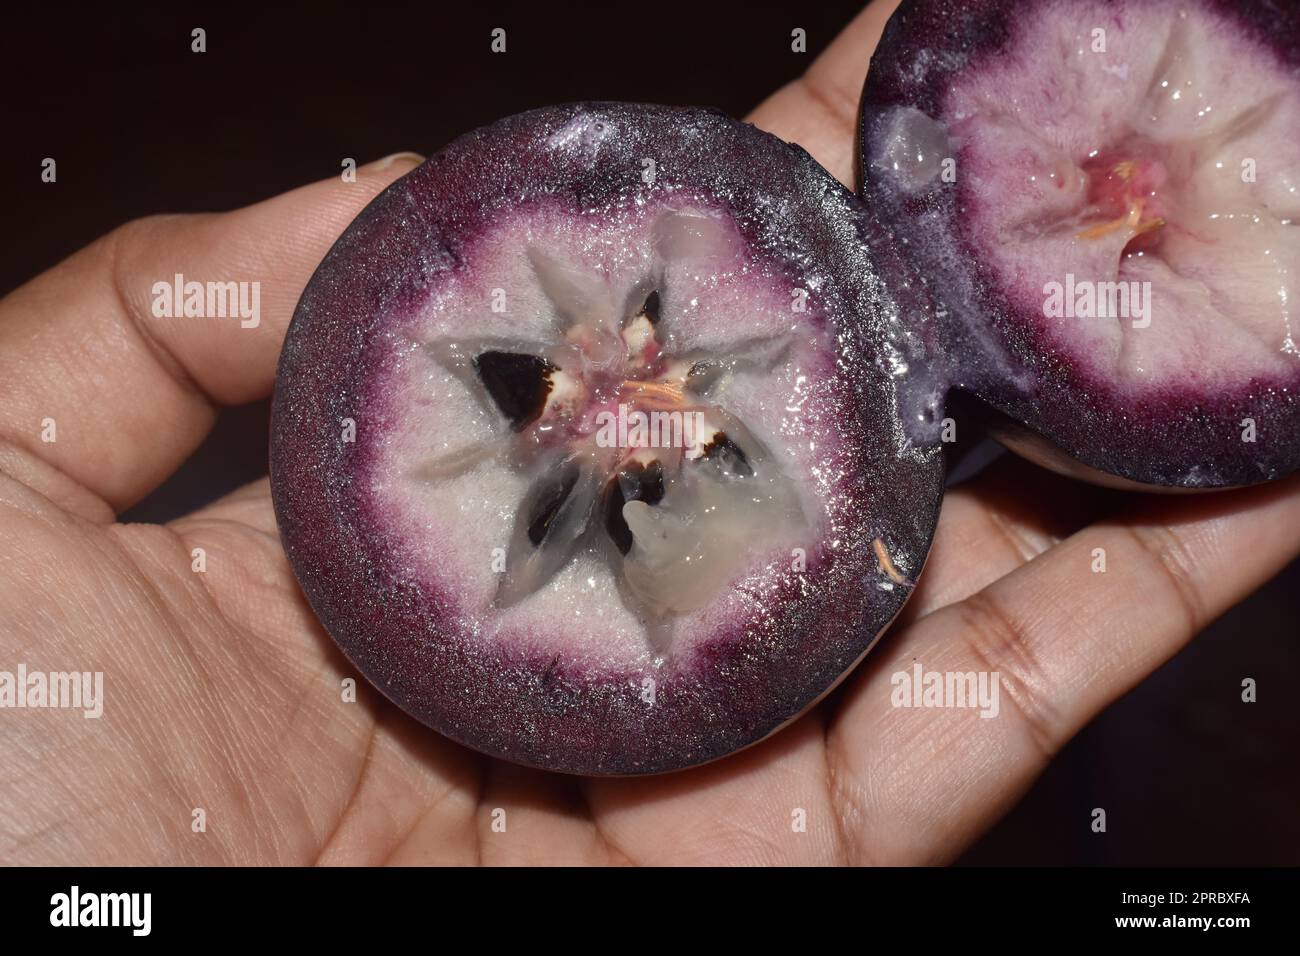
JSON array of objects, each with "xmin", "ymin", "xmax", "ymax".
[{"xmin": 371, "ymin": 151, "xmax": 426, "ymax": 171}]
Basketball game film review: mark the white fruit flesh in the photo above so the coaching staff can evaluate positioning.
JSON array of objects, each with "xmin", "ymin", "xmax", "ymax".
[{"xmin": 365, "ymin": 199, "xmax": 842, "ymax": 669}]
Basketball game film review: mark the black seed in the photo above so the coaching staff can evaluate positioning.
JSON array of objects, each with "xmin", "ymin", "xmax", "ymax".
[
  {"xmin": 473, "ymin": 351, "xmax": 555, "ymax": 430},
  {"xmin": 638, "ymin": 459, "xmax": 665, "ymax": 505},
  {"xmin": 641, "ymin": 290, "xmax": 661, "ymax": 324},
  {"xmin": 603, "ymin": 459, "xmax": 666, "ymax": 555},
  {"xmin": 603, "ymin": 480, "xmax": 632, "ymax": 554},
  {"xmin": 702, "ymin": 433, "xmax": 754, "ymax": 477},
  {"xmin": 527, "ymin": 462, "xmax": 579, "ymax": 547}
]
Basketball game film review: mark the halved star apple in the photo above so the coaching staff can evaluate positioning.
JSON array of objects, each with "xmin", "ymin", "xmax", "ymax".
[
  {"xmin": 271, "ymin": 104, "xmax": 943, "ymax": 774},
  {"xmin": 861, "ymin": 0, "xmax": 1300, "ymax": 488}
]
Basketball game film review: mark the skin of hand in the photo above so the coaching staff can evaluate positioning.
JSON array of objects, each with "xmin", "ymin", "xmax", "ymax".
[{"xmin": 1, "ymin": 0, "xmax": 1297, "ymax": 866}]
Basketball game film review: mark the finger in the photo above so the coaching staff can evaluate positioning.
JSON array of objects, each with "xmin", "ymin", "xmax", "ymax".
[
  {"xmin": 827, "ymin": 475, "xmax": 1300, "ymax": 864},
  {"xmin": 746, "ymin": 0, "xmax": 902, "ymax": 184},
  {"xmin": 0, "ymin": 152, "xmax": 424, "ymax": 515},
  {"xmin": 900, "ymin": 454, "xmax": 1126, "ymax": 624}
]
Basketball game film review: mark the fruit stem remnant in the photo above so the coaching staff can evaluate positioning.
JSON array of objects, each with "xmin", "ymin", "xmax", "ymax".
[{"xmin": 1075, "ymin": 157, "xmax": 1167, "ymax": 245}]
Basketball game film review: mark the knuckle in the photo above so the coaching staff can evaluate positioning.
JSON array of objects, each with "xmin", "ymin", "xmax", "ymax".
[
  {"xmin": 954, "ymin": 589, "xmax": 1060, "ymax": 761},
  {"xmin": 1121, "ymin": 524, "xmax": 1205, "ymax": 634}
]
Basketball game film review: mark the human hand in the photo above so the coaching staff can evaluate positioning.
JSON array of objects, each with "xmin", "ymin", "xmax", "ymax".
[{"xmin": 1, "ymin": 0, "xmax": 1296, "ymax": 865}]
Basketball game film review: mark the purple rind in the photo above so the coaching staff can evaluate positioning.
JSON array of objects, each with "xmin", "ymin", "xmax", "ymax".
[
  {"xmin": 271, "ymin": 103, "xmax": 944, "ymax": 775},
  {"xmin": 859, "ymin": 0, "xmax": 1300, "ymax": 489}
]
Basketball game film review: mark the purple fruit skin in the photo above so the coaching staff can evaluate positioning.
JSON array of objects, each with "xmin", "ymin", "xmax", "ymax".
[
  {"xmin": 271, "ymin": 103, "xmax": 943, "ymax": 775},
  {"xmin": 859, "ymin": 0, "xmax": 1300, "ymax": 488}
]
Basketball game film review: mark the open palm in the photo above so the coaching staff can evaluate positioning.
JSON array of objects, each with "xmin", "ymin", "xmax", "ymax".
[{"xmin": 2, "ymin": 1, "xmax": 1296, "ymax": 865}]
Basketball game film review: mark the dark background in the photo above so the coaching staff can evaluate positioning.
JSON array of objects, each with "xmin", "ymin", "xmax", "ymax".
[{"xmin": 2, "ymin": 0, "xmax": 1295, "ymax": 865}]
